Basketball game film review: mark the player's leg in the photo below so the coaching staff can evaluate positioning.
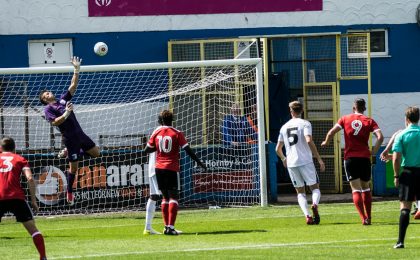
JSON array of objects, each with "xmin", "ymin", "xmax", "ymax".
[
  {"xmin": 64, "ymin": 139, "xmax": 82, "ymax": 205},
  {"xmin": 81, "ymin": 133, "xmax": 100, "ymax": 158},
  {"xmin": 414, "ymin": 199, "xmax": 420, "ymax": 219},
  {"xmin": 350, "ymin": 178, "xmax": 367, "ymax": 223},
  {"xmin": 23, "ymin": 220, "xmax": 47, "ymax": 260},
  {"xmin": 156, "ymin": 169, "xmax": 170, "ymax": 232},
  {"xmin": 413, "ymin": 171, "xmax": 420, "ymax": 220},
  {"xmin": 360, "ymin": 158, "xmax": 372, "ymax": 224},
  {"xmin": 144, "ymin": 194, "xmax": 162, "ymax": 235},
  {"xmin": 85, "ymin": 146, "xmax": 100, "ymax": 158},
  {"xmin": 165, "ymin": 172, "xmax": 180, "ymax": 235},
  {"xmin": 395, "ymin": 200, "xmax": 412, "ymax": 248},
  {"xmin": 166, "ymin": 189, "xmax": 180, "ymax": 235},
  {"xmin": 345, "ymin": 158, "xmax": 366, "ymax": 223},
  {"xmin": 302, "ymin": 163, "xmax": 321, "ymax": 224},
  {"xmin": 13, "ymin": 200, "xmax": 46, "ymax": 260},
  {"xmin": 394, "ymin": 168, "xmax": 415, "ymax": 248},
  {"xmin": 361, "ymin": 180, "xmax": 372, "ymax": 224},
  {"xmin": 288, "ymin": 166, "xmax": 312, "ymax": 224},
  {"xmin": 144, "ymin": 169, "xmax": 162, "ymax": 235},
  {"xmin": 309, "ymin": 183, "xmax": 321, "ymax": 225},
  {"xmin": 66, "ymin": 160, "xmax": 78, "ymax": 205}
]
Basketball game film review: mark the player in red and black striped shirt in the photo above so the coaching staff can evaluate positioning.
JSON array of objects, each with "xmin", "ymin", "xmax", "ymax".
[{"xmin": 0, "ymin": 137, "xmax": 46, "ymax": 260}]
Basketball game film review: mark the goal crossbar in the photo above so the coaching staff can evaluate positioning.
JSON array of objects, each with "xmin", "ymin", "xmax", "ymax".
[{"xmin": 0, "ymin": 58, "xmax": 262, "ymax": 74}]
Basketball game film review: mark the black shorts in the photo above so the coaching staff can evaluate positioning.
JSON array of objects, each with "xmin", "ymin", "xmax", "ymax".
[
  {"xmin": 398, "ymin": 167, "xmax": 420, "ymax": 202},
  {"xmin": 0, "ymin": 199, "xmax": 33, "ymax": 223},
  {"xmin": 344, "ymin": 157, "xmax": 371, "ymax": 182},
  {"xmin": 64, "ymin": 132, "xmax": 96, "ymax": 162},
  {"xmin": 155, "ymin": 169, "xmax": 179, "ymax": 191}
]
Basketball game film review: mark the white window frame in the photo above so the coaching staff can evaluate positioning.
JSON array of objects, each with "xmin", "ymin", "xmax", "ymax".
[{"xmin": 347, "ymin": 29, "xmax": 389, "ymax": 58}]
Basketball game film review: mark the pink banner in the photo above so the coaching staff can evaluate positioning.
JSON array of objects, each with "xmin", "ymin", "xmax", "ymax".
[{"xmin": 89, "ymin": 0, "xmax": 322, "ymax": 17}]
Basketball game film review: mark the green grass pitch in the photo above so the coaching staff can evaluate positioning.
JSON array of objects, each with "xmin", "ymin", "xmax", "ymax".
[{"xmin": 1, "ymin": 200, "xmax": 419, "ymax": 259}]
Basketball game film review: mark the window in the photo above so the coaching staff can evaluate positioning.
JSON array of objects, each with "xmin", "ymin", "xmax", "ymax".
[
  {"xmin": 347, "ymin": 29, "xmax": 389, "ymax": 58},
  {"xmin": 28, "ymin": 39, "xmax": 73, "ymax": 67}
]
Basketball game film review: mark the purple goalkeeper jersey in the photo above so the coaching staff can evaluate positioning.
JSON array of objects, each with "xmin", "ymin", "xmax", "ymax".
[{"xmin": 44, "ymin": 91, "xmax": 84, "ymax": 139}]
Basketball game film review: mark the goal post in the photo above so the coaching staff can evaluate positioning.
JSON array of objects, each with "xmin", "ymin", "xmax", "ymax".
[{"xmin": 0, "ymin": 58, "xmax": 267, "ymax": 214}]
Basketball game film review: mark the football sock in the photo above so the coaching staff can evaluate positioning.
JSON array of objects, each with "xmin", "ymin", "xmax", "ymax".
[
  {"xmin": 297, "ymin": 193, "xmax": 309, "ymax": 216},
  {"xmin": 66, "ymin": 171, "xmax": 75, "ymax": 193},
  {"xmin": 398, "ymin": 209, "xmax": 410, "ymax": 244},
  {"xmin": 352, "ymin": 190, "xmax": 366, "ymax": 221},
  {"xmin": 145, "ymin": 198, "xmax": 156, "ymax": 230},
  {"xmin": 168, "ymin": 199, "xmax": 179, "ymax": 226},
  {"xmin": 361, "ymin": 189, "xmax": 372, "ymax": 219},
  {"xmin": 32, "ymin": 232, "xmax": 46, "ymax": 260},
  {"xmin": 312, "ymin": 189, "xmax": 321, "ymax": 205},
  {"xmin": 161, "ymin": 199, "xmax": 169, "ymax": 226},
  {"xmin": 417, "ymin": 200, "xmax": 420, "ymax": 209}
]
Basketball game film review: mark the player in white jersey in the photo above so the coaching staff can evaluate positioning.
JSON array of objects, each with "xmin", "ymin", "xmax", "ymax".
[{"xmin": 276, "ymin": 101, "xmax": 325, "ymax": 225}]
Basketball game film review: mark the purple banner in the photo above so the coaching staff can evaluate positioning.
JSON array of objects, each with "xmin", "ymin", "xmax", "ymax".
[{"xmin": 89, "ymin": 0, "xmax": 322, "ymax": 17}]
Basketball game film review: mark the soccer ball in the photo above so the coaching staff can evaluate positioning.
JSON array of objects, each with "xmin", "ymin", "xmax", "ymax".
[{"xmin": 94, "ymin": 42, "xmax": 108, "ymax": 56}]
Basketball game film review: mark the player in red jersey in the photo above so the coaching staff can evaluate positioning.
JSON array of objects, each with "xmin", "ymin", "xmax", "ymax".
[
  {"xmin": 0, "ymin": 137, "xmax": 47, "ymax": 260},
  {"xmin": 321, "ymin": 98, "xmax": 383, "ymax": 225},
  {"xmin": 144, "ymin": 110, "xmax": 206, "ymax": 235}
]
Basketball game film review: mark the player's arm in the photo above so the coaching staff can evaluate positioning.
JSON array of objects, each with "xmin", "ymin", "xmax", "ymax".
[
  {"xmin": 380, "ymin": 130, "xmax": 401, "ymax": 162},
  {"xmin": 392, "ymin": 151, "xmax": 402, "ymax": 187},
  {"xmin": 306, "ymin": 135, "xmax": 325, "ymax": 172},
  {"xmin": 371, "ymin": 129, "xmax": 384, "ymax": 161},
  {"xmin": 143, "ymin": 146, "xmax": 156, "ymax": 153},
  {"xmin": 23, "ymin": 168, "xmax": 39, "ymax": 212},
  {"xmin": 321, "ymin": 124, "xmax": 341, "ymax": 147},
  {"xmin": 275, "ymin": 141, "xmax": 287, "ymax": 167},
  {"xmin": 184, "ymin": 145, "xmax": 207, "ymax": 170},
  {"xmin": 50, "ymin": 102, "xmax": 73, "ymax": 126},
  {"xmin": 68, "ymin": 56, "xmax": 82, "ymax": 95}
]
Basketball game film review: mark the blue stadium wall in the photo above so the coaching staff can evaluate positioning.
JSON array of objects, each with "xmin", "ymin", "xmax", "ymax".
[{"xmin": 2, "ymin": 23, "xmax": 420, "ymax": 95}]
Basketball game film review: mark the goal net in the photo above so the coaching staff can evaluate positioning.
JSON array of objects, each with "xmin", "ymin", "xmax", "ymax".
[{"xmin": 0, "ymin": 58, "xmax": 266, "ymax": 214}]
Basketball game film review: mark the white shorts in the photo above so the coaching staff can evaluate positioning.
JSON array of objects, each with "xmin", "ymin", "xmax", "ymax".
[
  {"xmin": 287, "ymin": 163, "xmax": 319, "ymax": 188},
  {"xmin": 149, "ymin": 174, "xmax": 162, "ymax": 196},
  {"xmin": 148, "ymin": 152, "xmax": 161, "ymax": 196}
]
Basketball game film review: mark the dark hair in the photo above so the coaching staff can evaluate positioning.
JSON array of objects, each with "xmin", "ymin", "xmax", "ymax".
[
  {"xmin": 405, "ymin": 106, "xmax": 419, "ymax": 123},
  {"xmin": 289, "ymin": 101, "xmax": 303, "ymax": 114},
  {"xmin": 158, "ymin": 110, "xmax": 173, "ymax": 126},
  {"xmin": 1, "ymin": 137, "xmax": 15, "ymax": 152},
  {"xmin": 39, "ymin": 89, "xmax": 49, "ymax": 105},
  {"xmin": 354, "ymin": 98, "xmax": 366, "ymax": 112}
]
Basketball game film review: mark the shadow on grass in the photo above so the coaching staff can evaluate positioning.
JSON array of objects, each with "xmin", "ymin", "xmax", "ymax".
[{"xmin": 181, "ymin": 229, "xmax": 267, "ymax": 235}]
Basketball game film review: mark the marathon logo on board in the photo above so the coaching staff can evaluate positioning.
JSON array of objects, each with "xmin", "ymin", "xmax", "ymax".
[
  {"xmin": 35, "ymin": 166, "xmax": 68, "ymax": 206},
  {"xmin": 31, "ymin": 151, "xmax": 151, "ymax": 207},
  {"xmin": 35, "ymin": 163, "xmax": 151, "ymax": 206}
]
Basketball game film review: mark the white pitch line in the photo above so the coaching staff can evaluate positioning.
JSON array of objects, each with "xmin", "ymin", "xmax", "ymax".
[
  {"xmin": 0, "ymin": 208, "xmax": 398, "ymax": 235},
  {"xmin": 42, "ymin": 236, "xmax": 420, "ymax": 260}
]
